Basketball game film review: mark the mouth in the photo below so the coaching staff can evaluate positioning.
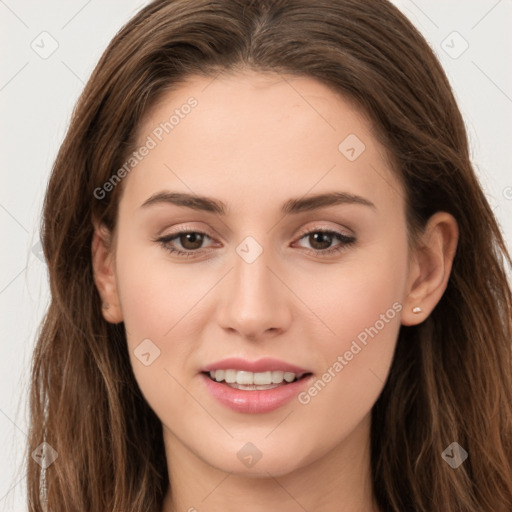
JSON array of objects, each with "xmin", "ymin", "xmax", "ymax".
[
  {"xmin": 202, "ymin": 369, "xmax": 313, "ymax": 391},
  {"xmin": 199, "ymin": 357, "xmax": 314, "ymax": 412}
]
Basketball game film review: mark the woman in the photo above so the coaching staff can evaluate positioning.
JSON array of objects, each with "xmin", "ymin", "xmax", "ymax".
[{"xmin": 27, "ymin": 0, "xmax": 512, "ymax": 510}]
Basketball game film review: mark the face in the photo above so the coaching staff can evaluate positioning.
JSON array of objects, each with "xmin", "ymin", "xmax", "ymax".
[{"xmin": 102, "ymin": 71, "xmax": 412, "ymax": 477}]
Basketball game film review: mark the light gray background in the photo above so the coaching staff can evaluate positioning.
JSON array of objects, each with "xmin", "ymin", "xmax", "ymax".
[{"xmin": 1, "ymin": 1, "xmax": 511, "ymax": 510}]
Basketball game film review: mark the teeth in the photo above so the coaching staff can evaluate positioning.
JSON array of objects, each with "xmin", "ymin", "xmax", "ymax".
[
  {"xmin": 283, "ymin": 372, "xmax": 296, "ymax": 382},
  {"xmin": 208, "ymin": 369, "xmax": 303, "ymax": 385},
  {"xmin": 271, "ymin": 371, "xmax": 284, "ymax": 383},
  {"xmin": 224, "ymin": 369, "xmax": 237, "ymax": 383},
  {"xmin": 213, "ymin": 369, "xmax": 224, "ymax": 382},
  {"xmin": 254, "ymin": 371, "xmax": 271, "ymax": 385},
  {"xmin": 237, "ymin": 371, "xmax": 254, "ymax": 385}
]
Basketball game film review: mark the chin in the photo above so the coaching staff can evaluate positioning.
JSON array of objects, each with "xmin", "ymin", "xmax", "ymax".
[{"xmin": 199, "ymin": 438, "xmax": 314, "ymax": 478}]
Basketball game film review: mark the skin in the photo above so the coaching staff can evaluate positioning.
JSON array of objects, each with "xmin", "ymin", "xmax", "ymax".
[{"xmin": 92, "ymin": 70, "xmax": 458, "ymax": 512}]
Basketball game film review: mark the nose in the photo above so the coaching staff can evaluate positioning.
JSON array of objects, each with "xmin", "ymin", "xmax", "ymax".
[{"xmin": 216, "ymin": 246, "xmax": 292, "ymax": 341}]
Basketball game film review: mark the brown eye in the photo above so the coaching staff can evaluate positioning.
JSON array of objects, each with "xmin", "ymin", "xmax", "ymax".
[
  {"xmin": 155, "ymin": 229, "xmax": 214, "ymax": 257},
  {"xmin": 307, "ymin": 232, "xmax": 335, "ymax": 251},
  {"xmin": 178, "ymin": 232, "xmax": 205, "ymax": 250},
  {"xmin": 295, "ymin": 229, "xmax": 356, "ymax": 257}
]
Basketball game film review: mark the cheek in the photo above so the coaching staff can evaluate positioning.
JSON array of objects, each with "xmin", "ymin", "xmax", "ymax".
[
  {"xmin": 113, "ymin": 238, "xmax": 204, "ymax": 401},
  {"xmin": 114, "ymin": 234, "xmax": 206, "ymax": 344},
  {"xmin": 298, "ymin": 233, "xmax": 407, "ymax": 357},
  {"xmin": 292, "ymin": 235, "xmax": 407, "ymax": 430},
  {"xmin": 297, "ymin": 265, "xmax": 403, "ymax": 399},
  {"xmin": 114, "ymin": 251, "xmax": 207, "ymax": 428}
]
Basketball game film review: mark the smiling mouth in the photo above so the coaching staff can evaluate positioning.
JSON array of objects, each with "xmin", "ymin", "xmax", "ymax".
[{"xmin": 202, "ymin": 369, "xmax": 313, "ymax": 390}]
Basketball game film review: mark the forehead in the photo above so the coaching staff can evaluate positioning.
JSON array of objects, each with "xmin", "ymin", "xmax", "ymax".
[
  {"xmin": 138, "ymin": 70, "xmax": 374, "ymax": 148},
  {"xmin": 121, "ymin": 70, "xmax": 403, "ymax": 217}
]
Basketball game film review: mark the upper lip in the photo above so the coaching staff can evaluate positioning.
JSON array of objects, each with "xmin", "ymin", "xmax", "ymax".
[{"xmin": 201, "ymin": 357, "xmax": 311, "ymax": 374}]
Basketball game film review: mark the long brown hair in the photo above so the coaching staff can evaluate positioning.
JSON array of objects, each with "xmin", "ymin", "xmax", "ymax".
[{"xmin": 26, "ymin": 0, "xmax": 512, "ymax": 510}]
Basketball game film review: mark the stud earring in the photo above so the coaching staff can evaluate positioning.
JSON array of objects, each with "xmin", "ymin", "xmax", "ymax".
[
  {"xmin": 102, "ymin": 303, "xmax": 110, "ymax": 310},
  {"xmin": 412, "ymin": 306, "xmax": 422, "ymax": 314}
]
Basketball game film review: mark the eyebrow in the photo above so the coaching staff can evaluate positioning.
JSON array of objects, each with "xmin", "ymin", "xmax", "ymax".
[{"xmin": 139, "ymin": 190, "xmax": 376, "ymax": 215}]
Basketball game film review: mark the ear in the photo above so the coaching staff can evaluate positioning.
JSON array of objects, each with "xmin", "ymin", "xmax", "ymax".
[
  {"xmin": 401, "ymin": 212, "xmax": 459, "ymax": 326},
  {"xmin": 91, "ymin": 220, "xmax": 124, "ymax": 324}
]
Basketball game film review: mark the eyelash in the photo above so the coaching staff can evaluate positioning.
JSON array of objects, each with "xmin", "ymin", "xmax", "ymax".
[{"xmin": 155, "ymin": 226, "xmax": 356, "ymax": 259}]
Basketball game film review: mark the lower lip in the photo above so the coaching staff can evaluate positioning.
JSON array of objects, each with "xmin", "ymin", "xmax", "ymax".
[{"xmin": 200, "ymin": 373, "xmax": 313, "ymax": 414}]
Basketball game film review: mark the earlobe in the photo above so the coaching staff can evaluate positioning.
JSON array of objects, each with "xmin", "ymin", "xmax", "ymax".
[
  {"xmin": 401, "ymin": 212, "xmax": 458, "ymax": 326},
  {"xmin": 91, "ymin": 221, "xmax": 124, "ymax": 324}
]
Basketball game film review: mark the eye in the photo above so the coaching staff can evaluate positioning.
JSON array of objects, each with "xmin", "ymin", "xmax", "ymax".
[
  {"xmin": 294, "ymin": 227, "xmax": 356, "ymax": 256},
  {"xmin": 155, "ymin": 228, "xmax": 215, "ymax": 258},
  {"xmin": 154, "ymin": 226, "xmax": 356, "ymax": 258}
]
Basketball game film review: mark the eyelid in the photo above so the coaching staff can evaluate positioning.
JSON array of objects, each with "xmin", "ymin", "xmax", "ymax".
[
  {"xmin": 294, "ymin": 222, "xmax": 354, "ymax": 240},
  {"xmin": 158, "ymin": 224, "xmax": 218, "ymax": 243}
]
